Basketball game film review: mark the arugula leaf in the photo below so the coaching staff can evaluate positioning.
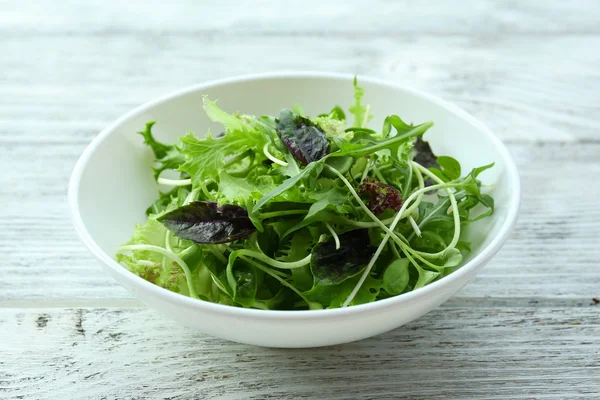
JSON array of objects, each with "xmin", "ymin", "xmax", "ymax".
[
  {"xmin": 333, "ymin": 121, "xmax": 433, "ymax": 160},
  {"xmin": 251, "ymin": 161, "xmax": 320, "ymax": 214}
]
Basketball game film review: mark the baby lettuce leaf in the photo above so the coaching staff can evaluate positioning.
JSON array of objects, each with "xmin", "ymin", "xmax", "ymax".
[
  {"xmin": 157, "ymin": 201, "xmax": 255, "ymax": 244},
  {"xmin": 310, "ymin": 229, "xmax": 376, "ymax": 286},
  {"xmin": 202, "ymin": 96, "xmax": 252, "ymax": 133},
  {"xmin": 138, "ymin": 122, "xmax": 186, "ymax": 180},
  {"xmin": 348, "ymin": 77, "xmax": 372, "ymax": 128},
  {"xmin": 276, "ymin": 108, "xmax": 329, "ymax": 165},
  {"xmin": 178, "ymin": 128, "xmax": 268, "ymax": 186},
  {"xmin": 318, "ymin": 105, "xmax": 346, "ymax": 121}
]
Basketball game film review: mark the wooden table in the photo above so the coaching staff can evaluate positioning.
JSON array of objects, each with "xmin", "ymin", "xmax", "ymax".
[{"xmin": 2, "ymin": 1, "xmax": 599, "ymax": 398}]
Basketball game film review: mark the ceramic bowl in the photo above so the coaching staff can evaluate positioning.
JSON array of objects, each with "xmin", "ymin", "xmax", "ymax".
[{"xmin": 69, "ymin": 72, "xmax": 520, "ymax": 348}]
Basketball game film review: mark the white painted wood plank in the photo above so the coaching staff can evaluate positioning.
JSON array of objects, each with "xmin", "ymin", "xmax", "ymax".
[
  {"xmin": 2, "ymin": 0, "xmax": 598, "ymax": 35},
  {"xmin": 0, "ymin": 306, "xmax": 598, "ymax": 399},
  {"xmin": 1, "ymin": 35, "xmax": 598, "ymax": 142},
  {"xmin": 1, "ymin": 142, "xmax": 599, "ymax": 301}
]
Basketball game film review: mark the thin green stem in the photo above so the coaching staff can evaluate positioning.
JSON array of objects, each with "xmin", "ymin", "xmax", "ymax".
[
  {"xmin": 259, "ymin": 210, "xmax": 308, "ymax": 219},
  {"xmin": 343, "ymin": 183, "xmax": 409, "ymax": 307},
  {"xmin": 325, "ymin": 223, "xmax": 340, "ymax": 250},
  {"xmin": 390, "ymin": 241, "xmax": 401, "ymax": 259},
  {"xmin": 360, "ymin": 159, "xmax": 372, "ymax": 182},
  {"xmin": 372, "ymin": 163, "xmax": 387, "ymax": 184},
  {"xmin": 325, "ymin": 164, "xmax": 451, "ymax": 245},
  {"xmin": 410, "ymin": 161, "xmax": 461, "ymax": 258},
  {"xmin": 342, "ymin": 122, "xmax": 434, "ymax": 157},
  {"xmin": 157, "ymin": 177, "xmax": 192, "ymax": 186},
  {"xmin": 402, "ymin": 164, "xmax": 425, "ymax": 217},
  {"xmin": 263, "ymin": 143, "xmax": 288, "ymax": 166},
  {"xmin": 233, "ymin": 249, "xmax": 311, "ymax": 270},
  {"xmin": 165, "ymin": 230, "xmax": 173, "ymax": 253},
  {"xmin": 341, "ymin": 163, "xmax": 440, "ymax": 307},
  {"xmin": 208, "ymin": 245, "xmax": 228, "ymax": 263}
]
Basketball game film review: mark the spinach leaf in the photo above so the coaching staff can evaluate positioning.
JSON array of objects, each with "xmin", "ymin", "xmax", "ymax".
[
  {"xmin": 310, "ymin": 230, "xmax": 375, "ymax": 286},
  {"xmin": 157, "ymin": 201, "xmax": 255, "ymax": 244},
  {"xmin": 276, "ymin": 108, "xmax": 329, "ymax": 165},
  {"xmin": 437, "ymin": 156, "xmax": 462, "ymax": 180},
  {"xmin": 304, "ymin": 275, "xmax": 382, "ymax": 308},
  {"xmin": 382, "ymin": 258, "xmax": 410, "ymax": 295}
]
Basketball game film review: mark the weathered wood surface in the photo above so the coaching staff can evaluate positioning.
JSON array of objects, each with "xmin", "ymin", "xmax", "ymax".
[
  {"xmin": 1, "ymin": 306, "xmax": 599, "ymax": 400},
  {"xmin": 1, "ymin": 1, "xmax": 599, "ymax": 399}
]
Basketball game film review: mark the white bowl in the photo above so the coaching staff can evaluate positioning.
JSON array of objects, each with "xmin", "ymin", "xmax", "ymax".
[{"xmin": 69, "ymin": 72, "xmax": 520, "ymax": 348}]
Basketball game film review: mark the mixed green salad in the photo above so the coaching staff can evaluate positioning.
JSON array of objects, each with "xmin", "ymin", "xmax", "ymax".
[{"xmin": 117, "ymin": 78, "xmax": 495, "ymax": 310}]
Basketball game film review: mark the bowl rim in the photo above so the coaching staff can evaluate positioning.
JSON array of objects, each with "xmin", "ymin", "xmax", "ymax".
[{"xmin": 68, "ymin": 71, "xmax": 520, "ymax": 321}]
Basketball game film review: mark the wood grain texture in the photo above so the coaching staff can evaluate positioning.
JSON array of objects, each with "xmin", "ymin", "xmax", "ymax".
[
  {"xmin": 1, "ymin": 35, "xmax": 598, "ymax": 143},
  {"xmin": 1, "ymin": 306, "xmax": 599, "ymax": 399},
  {"xmin": 3, "ymin": 0, "xmax": 599, "ymax": 35},
  {"xmin": 1, "ymin": 1, "xmax": 600, "ymax": 398}
]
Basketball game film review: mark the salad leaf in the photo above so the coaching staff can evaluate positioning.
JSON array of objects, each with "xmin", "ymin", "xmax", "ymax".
[
  {"xmin": 413, "ymin": 136, "xmax": 438, "ymax": 169},
  {"xmin": 348, "ymin": 77, "xmax": 372, "ymax": 128},
  {"xmin": 358, "ymin": 178, "xmax": 403, "ymax": 216},
  {"xmin": 157, "ymin": 201, "xmax": 256, "ymax": 244},
  {"xmin": 318, "ymin": 105, "xmax": 346, "ymax": 121},
  {"xmin": 138, "ymin": 122, "xmax": 186, "ymax": 180},
  {"xmin": 382, "ymin": 258, "xmax": 410, "ymax": 295},
  {"xmin": 310, "ymin": 230, "xmax": 375, "ymax": 286},
  {"xmin": 304, "ymin": 275, "xmax": 382, "ymax": 308},
  {"xmin": 179, "ymin": 129, "xmax": 267, "ymax": 186},
  {"xmin": 276, "ymin": 109, "xmax": 329, "ymax": 165},
  {"xmin": 202, "ymin": 96, "xmax": 251, "ymax": 133}
]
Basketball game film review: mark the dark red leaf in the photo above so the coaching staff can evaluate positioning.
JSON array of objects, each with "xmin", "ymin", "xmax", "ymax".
[
  {"xmin": 157, "ymin": 201, "xmax": 255, "ymax": 244},
  {"xmin": 276, "ymin": 109, "xmax": 329, "ymax": 165},
  {"xmin": 358, "ymin": 178, "xmax": 403, "ymax": 215}
]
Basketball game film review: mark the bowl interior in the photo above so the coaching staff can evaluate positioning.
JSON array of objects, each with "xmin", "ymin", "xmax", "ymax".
[{"xmin": 76, "ymin": 75, "xmax": 514, "ymax": 283}]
